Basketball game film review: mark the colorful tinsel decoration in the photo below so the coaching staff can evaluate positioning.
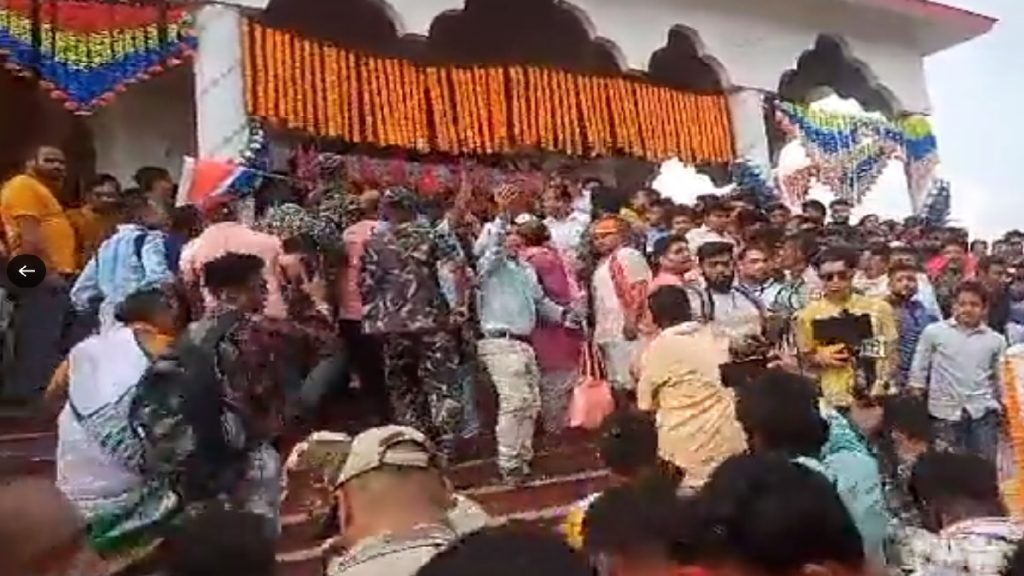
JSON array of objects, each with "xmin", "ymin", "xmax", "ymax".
[
  {"xmin": 242, "ymin": 20, "xmax": 735, "ymax": 164},
  {"xmin": 773, "ymin": 101, "xmax": 940, "ymax": 208},
  {"xmin": 0, "ymin": 0, "xmax": 196, "ymax": 114},
  {"xmin": 228, "ymin": 120, "xmax": 269, "ymax": 196},
  {"xmin": 730, "ymin": 159, "xmax": 777, "ymax": 209},
  {"xmin": 920, "ymin": 178, "xmax": 951, "ymax": 227}
]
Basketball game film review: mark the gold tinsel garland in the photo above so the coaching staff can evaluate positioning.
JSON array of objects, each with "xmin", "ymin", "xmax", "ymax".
[{"xmin": 242, "ymin": 19, "xmax": 734, "ymax": 163}]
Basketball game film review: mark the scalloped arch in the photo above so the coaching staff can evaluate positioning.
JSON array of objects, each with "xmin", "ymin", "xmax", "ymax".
[
  {"xmin": 778, "ymin": 34, "xmax": 899, "ymax": 116},
  {"xmin": 647, "ymin": 25, "xmax": 727, "ymax": 93}
]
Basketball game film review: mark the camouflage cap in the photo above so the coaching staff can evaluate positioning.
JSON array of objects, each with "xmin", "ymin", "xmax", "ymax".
[{"xmin": 333, "ymin": 425, "xmax": 437, "ymax": 487}]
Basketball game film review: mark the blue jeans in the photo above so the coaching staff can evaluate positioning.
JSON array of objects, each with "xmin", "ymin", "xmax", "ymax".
[{"xmin": 933, "ymin": 409, "xmax": 1001, "ymax": 464}]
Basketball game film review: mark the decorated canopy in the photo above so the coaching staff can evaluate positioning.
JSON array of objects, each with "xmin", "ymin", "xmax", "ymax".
[{"xmin": 0, "ymin": 0, "xmax": 195, "ymax": 114}]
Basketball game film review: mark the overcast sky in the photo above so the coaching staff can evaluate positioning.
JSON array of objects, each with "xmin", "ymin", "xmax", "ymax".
[{"xmin": 926, "ymin": 0, "xmax": 1023, "ymax": 236}]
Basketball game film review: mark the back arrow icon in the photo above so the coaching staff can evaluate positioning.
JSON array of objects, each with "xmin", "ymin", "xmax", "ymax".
[{"xmin": 18, "ymin": 266, "xmax": 34, "ymax": 277}]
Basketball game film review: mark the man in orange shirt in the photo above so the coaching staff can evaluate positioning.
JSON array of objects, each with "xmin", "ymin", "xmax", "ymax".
[
  {"xmin": 0, "ymin": 145, "xmax": 77, "ymax": 402},
  {"xmin": 65, "ymin": 173, "xmax": 122, "ymax": 270}
]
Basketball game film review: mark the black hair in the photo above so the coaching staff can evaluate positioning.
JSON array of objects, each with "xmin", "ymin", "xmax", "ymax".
[
  {"xmin": 801, "ymin": 199, "xmax": 827, "ymax": 215},
  {"xmin": 591, "ymin": 185, "xmax": 628, "ymax": 218},
  {"xmin": 583, "ymin": 482, "xmax": 697, "ymax": 564},
  {"xmin": 650, "ymin": 233, "xmax": 687, "ymax": 262},
  {"xmin": 691, "ymin": 453, "xmax": 864, "ymax": 573},
  {"xmin": 954, "ymin": 279, "xmax": 991, "ymax": 306},
  {"xmin": 888, "ymin": 260, "xmax": 920, "ymax": 276},
  {"xmin": 119, "ymin": 187, "xmax": 162, "ymax": 222},
  {"xmin": 134, "ymin": 166, "xmax": 173, "ymax": 192},
  {"xmin": 598, "ymin": 408, "xmax": 659, "ymax": 478},
  {"xmin": 672, "ymin": 204, "xmax": 695, "ymax": 219},
  {"xmin": 697, "ymin": 241, "xmax": 734, "ymax": 263},
  {"xmin": 979, "ymin": 255, "xmax": 1008, "ymax": 274},
  {"xmin": 815, "ymin": 245, "xmax": 859, "ymax": 271},
  {"xmin": 909, "ymin": 451, "xmax": 1006, "ymax": 519},
  {"xmin": 86, "ymin": 173, "xmax": 120, "ymax": 192},
  {"xmin": 766, "ymin": 202, "xmax": 790, "ymax": 215},
  {"xmin": 164, "ymin": 505, "xmax": 275, "ymax": 576},
  {"xmin": 170, "ymin": 205, "xmax": 203, "ymax": 238},
  {"xmin": 736, "ymin": 370, "xmax": 828, "ymax": 458},
  {"xmin": 942, "ymin": 237, "xmax": 969, "ymax": 251},
  {"xmin": 202, "ymin": 253, "xmax": 265, "ymax": 292},
  {"xmin": 784, "ymin": 231, "xmax": 818, "ymax": 261},
  {"xmin": 882, "ymin": 396, "xmax": 932, "ymax": 444},
  {"xmin": 417, "ymin": 524, "xmax": 592, "ymax": 576},
  {"xmin": 648, "ymin": 285, "xmax": 693, "ymax": 329},
  {"xmin": 737, "ymin": 244, "xmax": 769, "ymax": 262},
  {"xmin": 867, "ymin": 241, "xmax": 891, "ymax": 259},
  {"xmin": 702, "ymin": 197, "xmax": 731, "ymax": 216},
  {"xmin": 829, "ymin": 199, "xmax": 852, "ymax": 209},
  {"xmin": 113, "ymin": 288, "xmax": 171, "ymax": 325}
]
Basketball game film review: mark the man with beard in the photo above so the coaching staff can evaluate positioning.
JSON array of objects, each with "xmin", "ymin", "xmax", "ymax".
[
  {"xmin": 888, "ymin": 262, "xmax": 939, "ymax": 390},
  {"xmin": 0, "ymin": 145, "xmax": 77, "ymax": 402},
  {"xmin": 689, "ymin": 241, "xmax": 764, "ymax": 344}
]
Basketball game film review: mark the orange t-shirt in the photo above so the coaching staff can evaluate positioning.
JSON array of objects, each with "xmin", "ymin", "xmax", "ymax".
[
  {"xmin": 0, "ymin": 174, "xmax": 77, "ymax": 273},
  {"xmin": 66, "ymin": 206, "xmax": 120, "ymax": 270}
]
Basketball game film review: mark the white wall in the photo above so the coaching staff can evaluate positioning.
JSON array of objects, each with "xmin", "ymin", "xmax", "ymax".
[
  {"xmin": 88, "ymin": 66, "xmax": 196, "ymax": 185},
  {"xmin": 385, "ymin": 0, "xmax": 933, "ymax": 113}
]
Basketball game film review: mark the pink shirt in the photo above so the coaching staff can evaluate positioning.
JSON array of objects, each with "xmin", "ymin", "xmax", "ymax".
[
  {"xmin": 338, "ymin": 220, "xmax": 378, "ymax": 321},
  {"xmin": 521, "ymin": 246, "xmax": 583, "ymax": 372},
  {"xmin": 180, "ymin": 221, "xmax": 287, "ymax": 318}
]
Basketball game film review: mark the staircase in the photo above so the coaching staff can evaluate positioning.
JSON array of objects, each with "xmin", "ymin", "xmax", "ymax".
[{"xmin": 0, "ymin": 412, "xmax": 610, "ymax": 576}]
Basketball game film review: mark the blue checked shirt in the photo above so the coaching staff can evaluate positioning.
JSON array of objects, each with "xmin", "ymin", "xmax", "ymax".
[
  {"xmin": 893, "ymin": 298, "xmax": 940, "ymax": 390},
  {"xmin": 71, "ymin": 224, "xmax": 172, "ymax": 330}
]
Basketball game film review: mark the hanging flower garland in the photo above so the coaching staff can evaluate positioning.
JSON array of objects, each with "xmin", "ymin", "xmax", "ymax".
[
  {"xmin": 773, "ymin": 100, "xmax": 940, "ymax": 209},
  {"xmin": 0, "ymin": 0, "xmax": 195, "ymax": 114},
  {"xmin": 242, "ymin": 20, "xmax": 733, "ymax": 164},
  {"xmin": 1002, "ymin": 353, "xmax": 1024, "ymax": 517}
]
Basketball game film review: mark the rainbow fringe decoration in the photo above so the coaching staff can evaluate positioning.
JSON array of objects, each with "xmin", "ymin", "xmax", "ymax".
[
  {"xmin": 0, "ymin": 0, "xmax": 196, "ymax": 115},
  {"xmin": 774, "ymin": 100, "xmax": 940, "ymax": 209}
]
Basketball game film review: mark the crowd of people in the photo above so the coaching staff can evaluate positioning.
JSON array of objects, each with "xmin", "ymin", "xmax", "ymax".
[{"xmin": 3, "ymin": 142, "xmax": 1024, "ymax": 575}]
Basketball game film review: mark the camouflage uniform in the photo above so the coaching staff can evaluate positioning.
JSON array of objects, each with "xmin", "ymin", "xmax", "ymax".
[
  {"xmin": 326, "ymin": 523, "xmax": 457, "ymax": 576},
  {"xmin": 361, "ymin": 216, "xmax": 464, "ymax": 444}
]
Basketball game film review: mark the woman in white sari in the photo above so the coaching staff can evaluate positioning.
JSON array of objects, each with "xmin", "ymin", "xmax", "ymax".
[{"xmin": 54, "ymin": 288, "xmax": 181, "ymax": 567}]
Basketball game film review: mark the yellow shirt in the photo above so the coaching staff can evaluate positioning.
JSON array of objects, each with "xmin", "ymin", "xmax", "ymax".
[
  {"xmin": 795, "ymin": 293, "xmax": 898, "ymax": 408},
  {"xmin": 0, "ymin": 174, "xmax": 77, "ymax": 273},
  {"xmin": 66, "ymin": 206, "xmax": 119, "ymax": 270},
  {"xmin": 637, "ymin": 322, "xmax": 747, "ymax": 487}
]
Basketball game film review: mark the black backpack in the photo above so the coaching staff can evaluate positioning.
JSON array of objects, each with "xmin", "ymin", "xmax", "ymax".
[{"xmin": 129, "ymin": 310, "xmax": 249, "ymax": 504}]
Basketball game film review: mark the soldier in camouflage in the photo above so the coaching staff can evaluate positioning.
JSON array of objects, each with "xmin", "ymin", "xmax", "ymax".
[{"xmin": 360, "ymin": 188, "xmax": 467, "ymax": 452}]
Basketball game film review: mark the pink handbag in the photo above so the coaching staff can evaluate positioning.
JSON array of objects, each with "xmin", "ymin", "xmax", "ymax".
[{"xmin": 569, "ymin": 343, "xmax": 615, "ymax": 430}]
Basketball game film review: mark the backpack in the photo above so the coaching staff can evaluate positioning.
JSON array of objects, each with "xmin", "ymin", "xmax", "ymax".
[{"xmin": 129, "ymin": 310, "xmax": 248, "ymax": 504}]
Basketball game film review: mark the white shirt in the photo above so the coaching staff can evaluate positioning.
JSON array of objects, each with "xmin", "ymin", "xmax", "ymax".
[
  {"xmin": 545, "ymin": 213, "xmax": 589, "ymax": 263},
  {"xmin": 57, "ymin": 326, "xmax": 149, "ymax": 513},
  {"xmin": 592, "ymin": 247, "xmax": 652, "ymax": 344}
]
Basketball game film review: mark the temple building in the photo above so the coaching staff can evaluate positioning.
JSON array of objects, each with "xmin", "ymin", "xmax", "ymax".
[{"xmin": 0, "ymin": 0, "xmax": 996, "ymax": 208}]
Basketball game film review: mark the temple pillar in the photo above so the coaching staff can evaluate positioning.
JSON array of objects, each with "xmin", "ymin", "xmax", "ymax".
[
  {"xmin": 727, "ymin": 89, "xmax": 771, "ymax": 169},
  {"xmin": 192, "ymin": 4, "xmax": 248, "ymax": 160}
]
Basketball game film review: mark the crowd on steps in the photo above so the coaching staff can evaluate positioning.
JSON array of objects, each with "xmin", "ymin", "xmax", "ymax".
[{"xmin": 3, "ymin": 145, "xmax": 1024, "ymax": 575}]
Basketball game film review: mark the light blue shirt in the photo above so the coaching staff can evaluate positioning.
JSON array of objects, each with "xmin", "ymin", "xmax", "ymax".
[
  {"xmin": 909, "ymin": 319, "xmax": 1006, "ymax": 421},
  {"xmin": 474, "ymin": 218, "xmax": 563, "ymax": 337},
  {"xmin": 914, "ymin": 273, "xmax": 942, "ymax": 319},
  {"xmin": 71, "ymin": 224, "xmax": 172, "ymax": 330}
]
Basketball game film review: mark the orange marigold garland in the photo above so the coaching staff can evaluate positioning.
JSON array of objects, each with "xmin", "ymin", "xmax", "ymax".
[
  {"xmin": 1003, "ymin": 356, "xmax": 1024, "ymax": 517},
  {"xmin": 242, "ymin": 21, "xmax": 734, "ymax": 163}
]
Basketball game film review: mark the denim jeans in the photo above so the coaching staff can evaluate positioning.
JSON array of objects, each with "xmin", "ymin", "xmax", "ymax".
[{"xmin": 933, "ymin": 408, "xmax": 1001, "ymax": 464}]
